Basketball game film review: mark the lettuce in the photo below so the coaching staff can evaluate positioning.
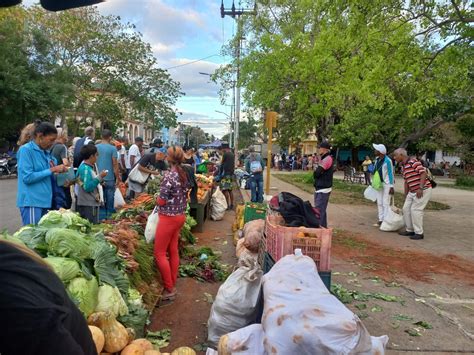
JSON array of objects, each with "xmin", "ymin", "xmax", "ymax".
[
  {"xmin": 0, "ymin": 232, "xmax": 26, "ymax": 246},
  {"xmin": 44, "ymin": 256, "xmax": 81, "ymax": 282},
  {"xmin": 95, "ymin": 284, "xmax": 129, "ymax": 317},
  {"xmin": 13, "ymin": 226, "xmax": 48, "ymax": 256},
  {"xmin": 45, "ymin": 228, "xmax": 92, "ymax": 259},
  {"xmin": 39, "ymin": 210, "xmax": 91, "ymax": 233},
  {"xmin": 67, "ymin": 277, "xmax": 99, "ymax": 317}
]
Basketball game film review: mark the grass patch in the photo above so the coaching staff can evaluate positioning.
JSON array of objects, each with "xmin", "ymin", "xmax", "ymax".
[{"xmin": 274, "ymin": 172, "xmax": 450, "ymax": 211}]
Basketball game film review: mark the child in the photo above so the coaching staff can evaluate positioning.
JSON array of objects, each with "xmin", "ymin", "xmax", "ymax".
[{"xmin": 75, "ymin": 144, "xmax": 107, "ymax": 223}]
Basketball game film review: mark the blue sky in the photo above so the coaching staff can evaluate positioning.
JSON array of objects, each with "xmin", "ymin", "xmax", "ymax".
[{"xmin": 26, "ymin": 0, "xmax": 238, "ymax": 138}]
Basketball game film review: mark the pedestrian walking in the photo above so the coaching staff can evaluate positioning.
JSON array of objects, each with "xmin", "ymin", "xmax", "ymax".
[
  {"xmin": 72, "ymin": 126, "xmax": 95, "ymax": 168},
  {"xmin": 96, "ymin": 129, "xmax": 120, "ymax": 220},
  {"xmin": 372, "ymin": 143, "xmax": 395, "ymax": 226},
  {"xmin": 154, "ymin": 147, "xmax": 190, "ymax": 301},
  {"xmin": 393, "ymin": 148, "xmax": 433, "ymax": 240},
  {"xmin": 361, "ymin": 155, "xmax": 373, "ymax": 185},
  {"xmin": 17, "ymin": 121, "xmax": 68, "ymax": 225},
  {"xmin": 75, "ymin": 144, "xmax": 108, "ymax": 224},
  {"xmin": 313, "ymin": 141, "xmax": 334, "ymax": 228},
  {"xmin": 245, "ymin": 146, "xmax": 265, "ymax": 203},
  {"xmin": 218, "ymin": 143, "xmax": 235, "ymax": 210}
]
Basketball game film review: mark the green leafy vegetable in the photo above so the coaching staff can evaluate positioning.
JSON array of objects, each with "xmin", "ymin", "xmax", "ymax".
[
  {"xmin": 414, "ymin": 321, "xmax": 433, "ymax": 329},
  {"xmin": 45, "ymin": 228, "xmax": 92, "ymax": 259},
  {"xmin": 147, "ymin": 329, "xmax": 171, "ymax": 349},
  {"xmin": 14, "ymin": 226, "xmax": 48, "ymax": 255},
  {"xmin": 118, "ymin": 303, "xmax": 149, "ymax": 338},
  {"xmin": 179, "ymin": 246, "xmax": 229, "ymax": 282},
  {"xmin": 355, "ymin": 303, "xmax": 367, "ymax": 310},
  {"xmin": 95, "ymin": 284, "xmax": 128, "ymax": 317},
  {"xmin": 371, "ymin": 292, "xmax": 400, "ymax": 302},
  {"xmin": 39, "ymin": 210, "xmax": 91, "ymax": 233},
  {"xmin": 44, "ymin": 256, "xmax": 81, "ymax": 282},
  {"xmin": 405, "ymin": 328, "xmax": 422, "ymax": 337},
  {"xmin": 0, "ymin": 232, "xmax": 26, "ymax": 246},
  {"xmin": 67, "ymin": 277, "xmax": 99, "ymax": 317},
  {"xmin": 371, "ymin": 305, "xmax": 383, "ymax": 313},
  {"xmin": 92, "ymin": 242, "xmax": 129, "ymax": 296},
  {"xmin": 393, "ymin": 314, "xmax": 414, "ymax": 321}
]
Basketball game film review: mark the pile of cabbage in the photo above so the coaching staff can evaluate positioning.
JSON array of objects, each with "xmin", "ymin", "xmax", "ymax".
[{"xmin": 1, "ymin": 209, "xmax": 149, "ymax": 335}]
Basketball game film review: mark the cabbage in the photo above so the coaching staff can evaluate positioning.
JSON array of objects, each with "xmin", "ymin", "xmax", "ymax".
[
  {"xmin": 67, "ymin": 277, "xmax": 99, "ymax": 317},
  {"xmin": 95, "ymin": 284, "xmax": 129, "ymax": 317},
  {"xmin": 0, "ymin": 232, "xmax": 26, "ymax": 246},
  {"xmin": 127, "ymin": 288, "xmax": 143, "ymax": 307},
  {"xmin": 13, "ymin": 226, "xmax": 48, "ymax": 256},
  {"xmin": 44, "ymin": 257, "xmax": 81, "ymax": 282},
  {"xmin": 45, "ymin": 228, "xmax": 92, "ymax": 259},
  {"xmin": 39, "ymin": 209, "xmax": 91, "ymax": 233},
  {"xmin": 118, "ymin": 304, "xmax": 149, "ymax": 338}
]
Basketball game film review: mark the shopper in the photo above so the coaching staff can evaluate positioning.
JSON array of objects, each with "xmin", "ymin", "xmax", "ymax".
[
  {"xmin": 72, "ymin": 126, "xmax": 95, "ymax": 168},
  {"xmin": 96, "ymin": 129, "xmax": 120, "ymax": 220},
  {"xmin": 154, "ymin": 146, "xmax": 189, "ymax": 301},
  {"xmin": 372, "ymin": 143, "xmax": 395, "ymax": 226},
  {"xmin": 127, "ymin": 136, "xmax": 143, "ymax": 169},
  {"xmin": 75, "ymin": 144, "xmax": 107, "ymax": 224},
  {"xmin": 245, "ymin": 146, "xmax": 265, "ymax": 203},
  {"xmin": 17, "ymin": 121, "xmax": 68, "ymax": 225},
  {"xmin": 393, "ymin": 148, "xmax": 432, "ymax": 240},
  {"xmin": 218, "ymin": 143, "xmax": 235, "ymax": 210},
  {"xmin": 128, "ymin": 150, "xmax": 167, "ymax": 196},
  {"xmin": 51, "ymin": 128, "xmax": 73, "ymax": 209},
  {"xmin": 0, "ymin": 240, "xmax": 96, "ymax": 355},
  {"xmin": 117, "ymin": 136, "xmax": 129, "ymax": 182},
  {"xmin": 313, "ymin": 141, "xmax": 334, "ymax": 228},
  {"xmin": 17, "ymin": 122, "xmax": 36, "ymax": 146},
  {"xmin": 361, "ymin": 155, "xmax": 373, "ymax": 185}
]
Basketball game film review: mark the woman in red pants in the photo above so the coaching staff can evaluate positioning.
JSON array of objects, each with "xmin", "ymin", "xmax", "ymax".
[{"xmin": 154, "ymin": 146, "xmax": 189, "ymax": 301}]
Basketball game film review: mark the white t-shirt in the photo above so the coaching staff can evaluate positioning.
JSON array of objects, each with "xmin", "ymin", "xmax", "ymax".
[
  {"xmin": 118, "ymin": 145, "xmax": 127, "ymax": 169},
  {"xmin": 126, "ymin": 144, "xmax": 141, "ymax": 169}
]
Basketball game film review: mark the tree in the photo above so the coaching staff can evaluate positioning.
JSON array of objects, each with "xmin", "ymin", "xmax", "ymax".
[{"xmin": 216, "ymin": 0, "xmax": 472, "ymax": 151}]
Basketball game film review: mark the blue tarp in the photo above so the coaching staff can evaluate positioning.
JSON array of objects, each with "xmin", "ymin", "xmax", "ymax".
[{"xmin": 199, "ymin": 140, "xmax": 227, "ymax": 149}]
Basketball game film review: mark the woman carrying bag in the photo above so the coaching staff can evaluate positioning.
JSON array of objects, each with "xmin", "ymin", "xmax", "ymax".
[{"xmin": 154, "ymin": 147, "xmax": 190, "ymax": 301}]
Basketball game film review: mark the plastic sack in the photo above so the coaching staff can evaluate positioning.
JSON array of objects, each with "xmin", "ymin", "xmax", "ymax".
[
  {"xmin": 114, "ymin": 188, "xmax": 126, "ymax": 209},
  {"xmin": 371, "ymin": 171, "xmax": 383, "ymax": 190},
  {"xmin": 363, "ymin": 186, "xmax": 378, "ymax": 202},
  {"xmin": 261, "ymin": 254, "xmax": 385, "ymax": 355},
  {"xmin": 128, "ymin": 163, "xmax": 150, "ymax": 184},
  {"xmin": 145, "ymin": 207, "xmax": 159, "ymax": 243},
  {"xmin": 380, "ymin": 198, "xmax": 404, "ymax": 232},
  {"xmin": 210, "ymin": 187, "xmax": 228, "ymax": 221},
  {"xmin": 207, "ymin": 255, "xmax": 263, "ymax": 346},
  {"xmin": 218, "ymin": 324, "xmax": 265, "ymax": 355}
]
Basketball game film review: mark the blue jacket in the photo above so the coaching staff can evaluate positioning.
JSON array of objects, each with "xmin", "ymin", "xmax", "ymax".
[{"xmin": 17, "ymin": 141, "xmax": 53, "ymax": 208}]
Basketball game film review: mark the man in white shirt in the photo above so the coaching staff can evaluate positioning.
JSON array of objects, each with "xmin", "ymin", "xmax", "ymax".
[
  {"xmin": 117, "ymin": 136, "xmax": 129, "ymax": 182},
  {"xmin": 372, "ymin": 143, "xmax": 395, "ymax": 226},
  {"xmin": 126, "ymin": 136, "xmax": 143, "ymax": 170}
]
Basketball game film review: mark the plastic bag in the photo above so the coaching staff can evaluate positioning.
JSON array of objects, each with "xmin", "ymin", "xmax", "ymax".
[
  {"xmin": 114, "ymin": 188, "xmax": 126, "ymax": 209},
  {"xmin": 210, "ymin": 187, "xmax": 227, "ymax": 221},
  {"xmin": 261, "ymin": 254, "xmax": 382, "ymax": 354},
  {"xmin": 380, "ymin": 197, "xmax": 404, "ymax": 232},
  {"xmin": 372, "ymin": 171, "xmax": 383, "ymax": 190},
  {"xmin": 207, "ymin": 255, "xmax": 263, "ymax": 346},
  {"xmin": 145, "ymin": 207, "xmax": 159, "ymax": 243},
  {"xmin": 218, "ymin": 324, "xmax": 265, "ymax": 355},
  {"xmin": 363, "ymin": 186, "xmax": 378, "ymax": 202}
]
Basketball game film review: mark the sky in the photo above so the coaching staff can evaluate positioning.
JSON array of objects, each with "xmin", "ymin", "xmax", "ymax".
[{"xmin": 26, "ymin": 0, "xmax": 239, "ymax": 138}]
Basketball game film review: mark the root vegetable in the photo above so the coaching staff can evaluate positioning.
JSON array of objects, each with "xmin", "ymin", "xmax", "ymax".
[
  {"xmin": 171, "ymin": 347, "xmax": 196, "ymax": 355},
  {"xmin": 131, "ymin": 339, "xmax": 154, "ymax": 351},
  {"xmin": 88, "ymin": 311, "xmax": 129, "ymax": 353},
  {"xmin": 89, "ymin": 325, "xmax": 105, "ymax": 354},
  {"xmin": 121, "ymin": 343, "xmax": 144, "ymax": 355}
]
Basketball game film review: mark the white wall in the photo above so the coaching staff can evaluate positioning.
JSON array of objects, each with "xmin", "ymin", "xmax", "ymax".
[{"xmin": 435, "ymin": 150, "xmax": 461, "ymax": 164}]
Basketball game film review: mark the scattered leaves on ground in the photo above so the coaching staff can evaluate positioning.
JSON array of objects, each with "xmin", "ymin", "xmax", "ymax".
[{"xmin": 147, "ymin": 328, "xmax": 171, "ymax": 348}]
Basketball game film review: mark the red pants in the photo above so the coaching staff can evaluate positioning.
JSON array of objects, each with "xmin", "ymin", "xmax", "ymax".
[{"xmin": 154, "ymin": 214, "xmax": 186, "ymax": 291}]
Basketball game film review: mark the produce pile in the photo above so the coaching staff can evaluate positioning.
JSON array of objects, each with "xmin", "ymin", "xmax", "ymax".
[
  {"xmin": 195, "ymin": 174, "xmax": 214, "ymax": 202},
  {"xmin": 179, "ymin": 246, "xmax": 229, "ymax": 283}
]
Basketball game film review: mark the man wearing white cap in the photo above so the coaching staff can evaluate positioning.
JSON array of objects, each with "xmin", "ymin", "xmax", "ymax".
[{"xmin": 372, "ymin": 143, "xmax": 395, "ymax": 226}]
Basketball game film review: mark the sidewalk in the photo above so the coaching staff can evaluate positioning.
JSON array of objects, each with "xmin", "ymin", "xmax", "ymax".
[{"xmin": 245, "ymin": 171, "xmax": 474, "ymax": 261}]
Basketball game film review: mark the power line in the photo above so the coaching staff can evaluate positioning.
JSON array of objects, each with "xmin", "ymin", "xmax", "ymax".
[{"xmin": 165, "ymin": 54, "xmax": 221, "ymax": 70}]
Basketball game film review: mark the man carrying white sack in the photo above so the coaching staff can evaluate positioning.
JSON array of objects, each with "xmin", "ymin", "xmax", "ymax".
[
  {"xmin": 393, "ymin": 148, "xmax": 433, "ymax": 240},
  {"xmin": 372, "ymin": 143, "xmax": 395, "ymax": 227}
]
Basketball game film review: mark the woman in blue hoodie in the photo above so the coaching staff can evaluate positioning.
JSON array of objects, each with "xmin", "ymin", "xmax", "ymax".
[{"xmin": 17, "ymin": 121, "xmax": 68, "ymax": 225}]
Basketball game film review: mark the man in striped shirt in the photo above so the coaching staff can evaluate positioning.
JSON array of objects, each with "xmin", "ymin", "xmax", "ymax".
[{"xmin": 393, "ymin": 148, "xmax": 433, "ymax": 240}]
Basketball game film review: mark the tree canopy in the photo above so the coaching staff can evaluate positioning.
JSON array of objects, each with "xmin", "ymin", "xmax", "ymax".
[{"xmin": 216, "ymin": 0, "xmax": 473, "ymax": 158}]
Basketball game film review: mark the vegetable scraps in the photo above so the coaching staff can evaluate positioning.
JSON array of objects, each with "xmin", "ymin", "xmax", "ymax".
[{"xmin": 179, "ymin": 246, "xmax": 229, "ymax": 282}]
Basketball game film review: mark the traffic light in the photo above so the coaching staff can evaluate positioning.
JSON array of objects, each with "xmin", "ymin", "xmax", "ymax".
[{"xmin": 0, "ymin": 0, "xmax": 104, "ymax": 11}]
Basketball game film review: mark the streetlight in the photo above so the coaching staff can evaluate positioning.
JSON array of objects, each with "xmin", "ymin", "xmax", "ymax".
[{"xmin": 215, "ymin": 110, "xmax": 233, "ymax": 144}]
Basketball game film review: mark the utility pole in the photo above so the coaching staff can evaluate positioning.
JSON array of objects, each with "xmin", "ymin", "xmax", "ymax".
[
  {"xmin": 265, "ymin": 111, "xmax": 277, "ymax": 196},
  {"xmin": 220, "ymin": 0, "xmax": 256, "ymax": 161}
]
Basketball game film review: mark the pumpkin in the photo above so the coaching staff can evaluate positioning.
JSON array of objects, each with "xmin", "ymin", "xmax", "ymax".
[
  {"xmin": 127, "ymin": 328, "xmax": 136, "ymax": 344},
  {"xmin": 144, "ymin": 351, "xmax": 162, "ymax": 355},
  {"xmin": 89, "ymin": 311, "xmax": 129, "ymax": 353},
  {"xmin": 89, "ymin": 325, "xmax": 105, "ymax": 354},
  {"xmin": 121, "ymin": 343, "xmax": 144, "ymax": 355},
  {"xmin": 171, "ymin": 347, "xmax": 196, "ymax": 355},
  {"xmin": 131, "ymin": 339, "xmax": 154, "ymax": 352}
]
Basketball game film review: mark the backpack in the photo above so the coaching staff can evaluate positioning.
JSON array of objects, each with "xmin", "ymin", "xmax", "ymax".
[{"xmin": 368, "ymin": 163, "xmax": 375, "ymax": 174}]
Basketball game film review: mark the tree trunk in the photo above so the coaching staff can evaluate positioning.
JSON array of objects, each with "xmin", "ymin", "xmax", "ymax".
[{"xmin": 351, "ymin": 147, "xmax": 359, "ymax": 168}]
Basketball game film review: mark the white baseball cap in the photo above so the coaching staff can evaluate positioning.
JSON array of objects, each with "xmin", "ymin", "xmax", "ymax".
[{"xmin": 372, "ymin": 143, "xmax": 387, "ymax": 155}]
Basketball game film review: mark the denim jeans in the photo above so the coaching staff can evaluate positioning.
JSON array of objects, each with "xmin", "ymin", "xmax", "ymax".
[
  {"xmin": 250, "ymin": 173, "xmax": 264, "ymax": 203},
  {"xmin": 100, "ymin": 180, "xmax": 116, "ymax": 221},
  {"xmin": 314, "ymin": 192, "xmax": 331, "ymax": 228}
]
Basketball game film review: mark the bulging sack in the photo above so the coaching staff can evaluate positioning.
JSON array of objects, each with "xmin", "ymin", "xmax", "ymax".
[
  {"xmin": 211, "ymin": 187, "xmax": 228, "ymax": 221},
  {"xmin": 380, "ymin": 198, "xmax": 404, "ymax": 232},
  {"xmin": 207, "ymin": 255, "xmax": 263, "ymax": 346},
  {"xmin": 114, "ymin": 188, "xmax": 126, "ymax": 209}
]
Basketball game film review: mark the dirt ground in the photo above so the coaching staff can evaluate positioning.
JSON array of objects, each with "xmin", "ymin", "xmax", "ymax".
[{"xmin": 149, "ymin": 199, "xmax": 238, "ymax": 354}]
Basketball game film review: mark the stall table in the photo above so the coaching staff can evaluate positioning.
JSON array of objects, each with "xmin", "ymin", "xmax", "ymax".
[{"xmin": 189, "ymin": 189, "xmax": 212, "ymax": 232}]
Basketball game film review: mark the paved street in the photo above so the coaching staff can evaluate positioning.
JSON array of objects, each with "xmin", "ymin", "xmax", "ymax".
[{"xmin": 0, "ymin": 178, "xmax": 22, "ymax": 233}]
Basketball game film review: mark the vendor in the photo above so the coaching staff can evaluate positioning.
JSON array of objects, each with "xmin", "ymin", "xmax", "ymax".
[
  {"xmin": 154, "ymin": 146, "xmax": 190, "ymax": 301},
  {"xmin": 0, "ymin": 240, "xmax": 96, "ymax": 355},
  {"xmin": 128, "ymin": 150, "xmax": 168, "ymax": 197}
]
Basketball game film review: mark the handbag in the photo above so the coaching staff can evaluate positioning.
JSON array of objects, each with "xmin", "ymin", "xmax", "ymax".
[
  {"xmin": 128, "ymin": 163, "xmax": 150, "ymax": 184},
  {"xmin": 380, "ymin": 197, "xmax": 405, "ymax": 232}
]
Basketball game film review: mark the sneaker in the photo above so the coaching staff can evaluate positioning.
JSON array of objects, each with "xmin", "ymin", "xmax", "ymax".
[
  {"xmin": 372, "ymin": 221, "xmax": 383, "ymax": 227},
  {"xmin": 398, "ymin": 231, "xmax": 415, "ymax": 236},
  {"xmin": 410, "ymin": 234, "xmax": 424, "ymax": 240}
]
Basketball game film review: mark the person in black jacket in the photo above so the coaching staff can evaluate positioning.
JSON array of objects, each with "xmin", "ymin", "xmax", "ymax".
[
  {"xmin": 0, "ymin": 241, "xmax": 96, "ymax": 355},
  {"xmin": 313, "ymin": 141, "xmax": 334, "ymax": 228}
]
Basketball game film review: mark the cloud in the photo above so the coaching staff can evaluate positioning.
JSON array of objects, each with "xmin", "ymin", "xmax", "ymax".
[{"xmin": 178, "ymin": 111, "xmax": 231, "ymax": 138}]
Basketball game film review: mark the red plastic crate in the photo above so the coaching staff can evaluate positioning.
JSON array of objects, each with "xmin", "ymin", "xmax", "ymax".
[{"xmin": 264, "ymin": 215, "xmax": 332, "ymax": 271}]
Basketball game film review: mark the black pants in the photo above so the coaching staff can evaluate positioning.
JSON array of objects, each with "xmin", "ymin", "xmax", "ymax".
[
  {"xmin": 364, "ymin": 171, "xmax": 371, "ymax": 185},
  {"xmin": 76, "ymin": 205, "xmax": 99, "ymax": 224}
]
